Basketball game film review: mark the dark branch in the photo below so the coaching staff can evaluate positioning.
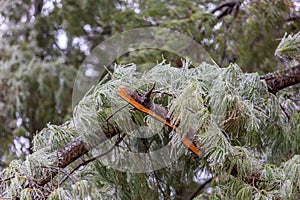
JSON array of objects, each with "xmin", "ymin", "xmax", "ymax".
[
  {"xmin": 261, "ymin": 65, "xmax": 300, "ymax": 94},
  {"xmin": 36, "ymin": 126, "xmax": 120, "ymax": 187},
  {"xmin": 58, "ymin": 134, "xmax": 126, "ymax": 187},
  {"xmin": 187, "ymin": 177, "xmax": 213, "ymax": 200},
  {"xmin": 34, "ymin": 0, "xmax": 44, "ymax": 17},
  {"xmin": 211, "ymin": 1, "xmax": 241, "ymax": 19},
  {"xmin": 287, "ymin": 15, "xmax": 300, "ymax": 22}
]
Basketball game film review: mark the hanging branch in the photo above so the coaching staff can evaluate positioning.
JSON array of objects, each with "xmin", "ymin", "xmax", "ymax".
[{"xmin": 117, "ymin": 84, "xmax": 202, "ymax": 156}]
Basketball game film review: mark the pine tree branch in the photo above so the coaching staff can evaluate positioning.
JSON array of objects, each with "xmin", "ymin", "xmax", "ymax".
[
  {"xmin": 17, "ymin": 65, "xmax": 300, "ymax": 195},
  {"xmin": 57, "ymin": 133, "xmax": 126, "ymax": 187},
  {"xmin": 261, "ymin": 65, "xmax": 300, "ymax": 94},
  {"xmin": 36, "ymin": 137, "xmax": 88, "ymax": 186},
  {"xmin": 36, "ymin": 127, "xmax": 120, "ymax": 187}
]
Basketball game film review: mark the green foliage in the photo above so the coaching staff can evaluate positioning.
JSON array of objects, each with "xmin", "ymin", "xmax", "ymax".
[
  {"xmin": 276, "ymin": 31, "xmax": 300, "ymax": 60},
  {"xmin": 0, "ymin": 0, "xmax": 300, "ymax": 199},
  {"xmin": 3, "ymin": 0, "xmax": 298, "ymax": 69},
  {"xmin": 1, "ymin": 61, "xmax": 300, "ymax": 199},
  {"xmin": 0, "ymin": 40, "xmax": 76, "ymax": 167}
]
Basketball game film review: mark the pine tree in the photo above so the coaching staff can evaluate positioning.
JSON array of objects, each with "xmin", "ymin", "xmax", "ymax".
[
  {"xmin": 1, "ymin": 46, "xmax": 300, "ymax": 199},
  {"xmin": 0, "ymin": 1, "xmax": 300, "ymax": 199}
]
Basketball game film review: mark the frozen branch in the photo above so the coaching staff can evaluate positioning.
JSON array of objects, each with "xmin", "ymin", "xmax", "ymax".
[{"xmin": 261, "ymin": 65, "xmax": 300, "ymax": 94}]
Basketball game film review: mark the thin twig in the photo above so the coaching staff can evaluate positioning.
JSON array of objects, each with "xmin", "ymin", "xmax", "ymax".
[
  {"xmin": 37, "ymin": 165, "xmax": 76, "ymax": 184},
  {"xmin": 106, "ymin": 103, "xmax": 129, "ymax": 126},
  {"xmin": 187, "ymin": 177, "xmax": 213, "ymax": 200},
  {"xmin": 0, "ymin": 176, "xmax": 15, "ymax": 183}
]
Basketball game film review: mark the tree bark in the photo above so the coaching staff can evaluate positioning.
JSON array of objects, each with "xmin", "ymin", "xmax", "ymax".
[
  {"xmin": 260, "ymin": 65, "xmax": 300, "ymax": 94},
  {"xmin": 36, "ymin": 127, "xmax": 119, "ymax": 187}
]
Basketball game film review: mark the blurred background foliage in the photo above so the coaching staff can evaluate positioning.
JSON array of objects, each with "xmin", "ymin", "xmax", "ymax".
[{"xmin": 0, "ymin": 0, "xmax": 299, "ymax": 172}]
